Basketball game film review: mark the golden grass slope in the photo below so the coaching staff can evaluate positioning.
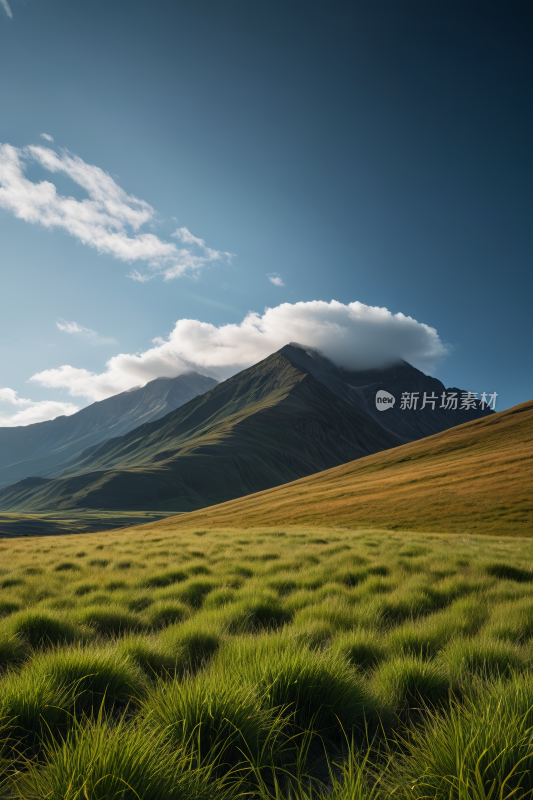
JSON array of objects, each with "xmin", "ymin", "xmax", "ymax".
[{"xmin": 134, "ymin": 399, "xmax": 533, "ymax": 537}]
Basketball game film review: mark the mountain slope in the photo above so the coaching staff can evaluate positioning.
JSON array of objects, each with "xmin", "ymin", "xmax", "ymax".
[
  {"xmin": 0, "ymin": 351, "xmax": 405, "ymax": 512},
  {"xmin": 146, "ymin": 399, "xmax": 532, "ymax": 537},
  {"xmin": 0, "ymin": 344, "xmax": 494, "ymax": 516},
  {"xmin": 0, "ymin": 373, "xmax": 217, "ymax": 488},
  {"xmin": 279, "ymin": 344, "xmax": 493, "ymax": 442}
]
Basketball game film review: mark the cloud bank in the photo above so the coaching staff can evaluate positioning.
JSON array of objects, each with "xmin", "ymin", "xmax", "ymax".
[
  {"xmin": 0, "ymin": 388, "xmax": 79, "ymax": 427},
  {"xmin": 31, "ymin": 300, "xmax": 449, "ymax": 403},
  {"xmin": 0, "ymin": 142, "xmax": 231, "ymax": 280}
]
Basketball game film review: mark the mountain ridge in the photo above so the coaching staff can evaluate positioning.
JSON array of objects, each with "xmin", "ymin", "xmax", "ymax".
[
  {"xmin": 0, "ymin": 352, "xmax": 403, "ymax": 512},
  {"xmin": 0, "ymin": 345, "xmax": 493, "ymax": 516},
  {"xmin": 0, "ymin": 372, "xmax": 218, "ymax": 488}
]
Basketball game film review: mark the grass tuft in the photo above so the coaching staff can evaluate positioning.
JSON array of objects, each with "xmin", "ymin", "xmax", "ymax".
[
  {"xmin": 172, "ymin": 579, "xmax": 217, "ymax": 608},
  {"xmin": 141, "ymin": 570, "xmax": 188, "ymax": 589},
  {"xmin": 3, "ymin": 610, "xmax": 83, "ymax": 648},
  {"xmin": 77, "ymin": 607, "xmax": 142, "ymax": 636},
  {"xmin": 484, "ymin": 562, "xmax": 533, "ymax": 582},
  {"xmin": 216, "ymin": 635, "xmax": 374, "ymax": 736},
  {"xmin": 0, "ymin": 600, "xmax": 21, "ymax": 617},
  {"xmin": 17, "ymin": 714, "xmax": 214, "ymax": 800},
  {"xmin": 440, "ymin": 637, "xmax": 527, "ymax": 679},
  {"xmin": 54, "ymin": 562, "xmax": 81, "ymax": 572},
  {"xmin": 389, "ymin": 674, "xmax": 533, "ymax": 798},
  {"xmin": 372, "ymin": 654, "xmax": 451, "ymax": 713},
  {"xmin": 333, "ymin": 629, "xmax": 389, "ymax": 670},
  {"xmin": 145, "ymin": 602, "xmax": 190, "ymax": 628},
  {"xmin": 143, "ymin": 672, "xmax": 282, "ymax": 770},
  {"xmin": 0, "ymin": 631, "xmax": 29, "ymax": 670},
  {"xmin": 117, "ymin": 634, "xmax": 179, "ymax": 677},
  {"xmin": 160, "ymin": 622, "xmax": 221, "ymax": 673}
]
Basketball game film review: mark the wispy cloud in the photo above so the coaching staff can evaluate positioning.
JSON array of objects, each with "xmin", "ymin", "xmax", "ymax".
[
  {"xmin": 128, "ymin": 269, "xmax": 153, "ymax": 283},
  {"xmin": 56, "ymin": 320, "xmax": 93, "ymax": 335},
  {"xmin": 40, "ymin": 133, "xmax": 54, "ymax": 143},
  {"xmin": 56, "ymin": 318, "xmax": 117, "ymax": 345},
  {"xmin": 31, "ymin": 299, "xmax": 449, "ymax": 402},
  {"xmin": 0, "ymin": 0, "xmax": 13, "ymax": 20},
  {"xmin": 268, "ymin": 274, "xmax": 285, "ymax": 287},
  {"xmin": 0, "ymin": 142, "xmax": 233, "ymax": 281},
  {"xmin": 0, "ymin": 387, "xmax": 79, "ymax": 427}
]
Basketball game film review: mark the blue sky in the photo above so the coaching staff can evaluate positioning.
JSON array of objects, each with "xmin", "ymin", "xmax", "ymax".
[{"xmin": 0, "ymin": 0, "xmax": 531, "ymax": 424}]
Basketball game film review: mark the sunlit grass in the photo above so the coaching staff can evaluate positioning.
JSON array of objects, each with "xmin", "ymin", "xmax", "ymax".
[{"xmin": 1, "ymin": 525, "xmax": 533, "ymax": 795}]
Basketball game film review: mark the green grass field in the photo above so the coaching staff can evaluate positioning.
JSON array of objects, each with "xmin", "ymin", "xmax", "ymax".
[{"xmin": 2, "ymin": 524, "xmax": 533, "ymax": 797}]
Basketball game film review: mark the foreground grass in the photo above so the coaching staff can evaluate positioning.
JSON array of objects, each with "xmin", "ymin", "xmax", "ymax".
[{"xmin": 2, "ymin": 525, "xmax": 533, "ymax": 796}]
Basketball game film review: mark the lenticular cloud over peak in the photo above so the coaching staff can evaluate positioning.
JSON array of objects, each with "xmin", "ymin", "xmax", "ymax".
[{"xmin": 31, "ymin": 300, "xmax": 449, "ymax": 403}]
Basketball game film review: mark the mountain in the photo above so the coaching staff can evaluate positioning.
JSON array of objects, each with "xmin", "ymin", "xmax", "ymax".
[
  {"xmin": 0, "ymin": 344, "xmax": 493, "ymax": 516},
  {"xmin": 134, "ymin": 398, "xmax": 533, "ymax": 538},
  {"xmin": 269, "ymin": 344, "xmax": 492, "ymax": 442},
  {"xmin": 0, "ymin": 373, "xmax": 217, "ymax": 488}
]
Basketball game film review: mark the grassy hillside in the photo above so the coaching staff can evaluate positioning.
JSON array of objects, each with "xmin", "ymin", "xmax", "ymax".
[
  {"xmin": 3, "ymin": 524, "xmax": 533, "ymax": 796},
  {"xmin": 142, "ymin": 399, "xmax": 533, "ymax": 537},
  {"xmin": 0, "ymin": 353, "xmax": 401, "ymax": 514}
]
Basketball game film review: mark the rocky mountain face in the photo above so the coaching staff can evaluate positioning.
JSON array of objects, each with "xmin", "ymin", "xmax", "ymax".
[
  {"xmin": 279, "ymin": 344, "xmax": 493, "ymax": 442},
  {"xmin": 0, "ymin": 373, "xmax": 218, "ymax": 488},
  {"xmin": 0, "ymin": 344, "xmax": 493, "ymax": 515}
]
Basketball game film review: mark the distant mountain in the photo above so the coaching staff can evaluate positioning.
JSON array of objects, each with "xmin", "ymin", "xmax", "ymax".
[
  {"xmin": 0, "ymin": 373, "xmax": 218, "ymax": 488},
  {"xmin": 0, "ymin": 344, "xmax": 493, "ymax": 515},
  {"xmin": 159, "ymin": 397, "xmax": 532, "ymax": 538}
]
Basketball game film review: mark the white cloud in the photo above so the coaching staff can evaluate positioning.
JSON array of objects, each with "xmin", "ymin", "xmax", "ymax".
[
  {"xmin": 0, "ymin": 388, "xmax": 28, "ymax": 405},
  {"xmin": 128, "ymin": 269, "xmax": 153, "ymax": 283},
  {"xmin": 56, "ymin": 318, "xmax": 117, "ymax": 345},
  {"xmin": 31, "ymin": 299, "xmax": 449, "ymax": 402},
  {"xmin": 40, "ymin": 133, "xmax": 54, "ymax": 143},
  {"xmin": 173, "ymin": 226, "xmax": 208, "ymax": 249},
  {"xmin": 268, "ymin": 275, "xmax": 285, "ymax": 286},
  {"xmin": 0, "ymin": 142, "xmax": 231, "ymax": 280},
  {"xmin": 0, "ymin": 387, "xmax": 79, "ymax": 427},
  {"xmin": 172, "ymin": 226, "xmax": 232, "ymax": 262},
  {"xmin": 1, "ymin": 0, "xmax": 12, "ymax": 19},
  {"xmin": 56, "ymin": 319, "xmax": 93, "ymax": 335}
]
